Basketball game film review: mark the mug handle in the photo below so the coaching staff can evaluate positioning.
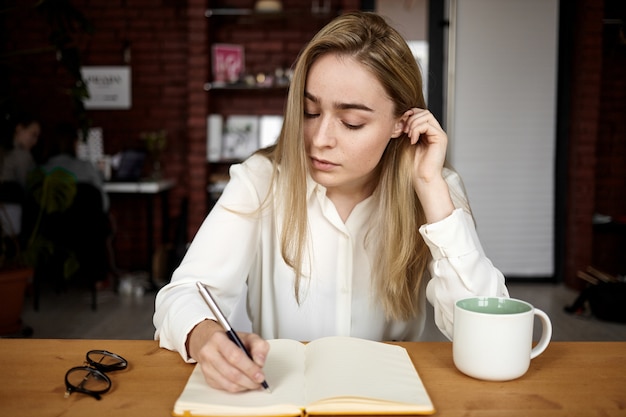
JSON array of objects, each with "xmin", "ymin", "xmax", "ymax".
[{"xmin": 530, "ymin": 308, "xmax": 552, "ymax": 359}]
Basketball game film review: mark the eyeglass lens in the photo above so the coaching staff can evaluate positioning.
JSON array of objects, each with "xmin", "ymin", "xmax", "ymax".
[
  {"xmin": 65, "ymin": 367, "xmax": 111, "ymax": 399},
  {"xmin": 86, "ymin": 350, "xmax": 127, "ymax": 371},
  {"xmin": 64, "ymin": 350, "xmax": 127, "ymax": 400}
]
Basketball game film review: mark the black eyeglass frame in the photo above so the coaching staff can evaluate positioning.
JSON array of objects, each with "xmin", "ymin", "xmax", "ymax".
[{"xmin": 64, "ymin": 350, "xmax": 128, "ymax": 400}]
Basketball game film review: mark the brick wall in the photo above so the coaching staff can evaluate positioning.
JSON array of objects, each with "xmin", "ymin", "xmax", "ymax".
[
  {"xmin": 563, "ymin": 0, "xmax": 604, "ymax": 288},
  {"xmin": 592, "ymin": 0, "xmax": 626, "ymax": 279},
  {"xmin": 564, "ymin": 0, "xmax": 626, "ymax": 287},
  {"xmin": 2, "ymin": 0, "xmax": 358, "ymax": 273}
]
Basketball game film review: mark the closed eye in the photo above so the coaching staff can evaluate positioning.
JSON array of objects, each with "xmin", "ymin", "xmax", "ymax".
[
  {"xmin": 343, "ymin": 122, "xmax": 363, "ymax": 130},
  {"xmin": 304, "ymin": 111, "xmax": 319, "ymax": 119}
]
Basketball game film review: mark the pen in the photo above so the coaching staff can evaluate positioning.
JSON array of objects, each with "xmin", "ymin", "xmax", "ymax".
[{"xmin": 196, "ymin": 281, "xmax": 271, "ymax": 392}]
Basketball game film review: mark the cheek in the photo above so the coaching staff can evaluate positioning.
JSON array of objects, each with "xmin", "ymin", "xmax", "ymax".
[
  {"xmin": 352, "ymin": 137, "xmax": 390, "ymax": 168},
  {"xmin": 303, "ymin": 125, "xmax": 312, "ymax": 147}
]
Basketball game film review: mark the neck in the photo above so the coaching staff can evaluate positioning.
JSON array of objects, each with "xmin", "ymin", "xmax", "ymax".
[{"xmin": 326, "ymin": 182, "xmax": 375, "ymax": 222}]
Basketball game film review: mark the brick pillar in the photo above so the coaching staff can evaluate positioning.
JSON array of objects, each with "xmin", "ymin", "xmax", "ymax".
[
  {"xmin": 186, "ymin": 0, "xmax": 210, "ymax": 236},
  {"xmin": 563, "ymin": 0, "xmax": 604, "ymax": 289}
]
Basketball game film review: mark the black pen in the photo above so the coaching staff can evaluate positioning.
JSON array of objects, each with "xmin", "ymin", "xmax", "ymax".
[{"xmin": 196, "ymin": 281, "xmax": 271, "ymax": 392}]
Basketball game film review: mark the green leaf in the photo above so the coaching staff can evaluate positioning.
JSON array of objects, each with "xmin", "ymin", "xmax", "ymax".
[{"xmin": 29, "ymin": 168, "xmax": 77, "ymax": 214}]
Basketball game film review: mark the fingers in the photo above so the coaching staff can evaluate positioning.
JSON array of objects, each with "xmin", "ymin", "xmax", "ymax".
[
  {"xmin": 402, "ymin": 108, "xmax": 446, "ymax": 145},
  {"xmin": 196, "ymin": 330, "xmax": 269, "ymax": 393},
  {"xmin": 245, "ymin": 332, "xmax": 270, "ymax": 367}
]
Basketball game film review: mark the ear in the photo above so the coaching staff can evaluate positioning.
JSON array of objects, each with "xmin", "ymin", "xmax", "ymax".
[{"xmin": 390, "ymin": 114, "xmax": 408, "ymax": 139}]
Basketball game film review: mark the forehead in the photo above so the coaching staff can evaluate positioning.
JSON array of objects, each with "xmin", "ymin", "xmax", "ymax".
[{"xmin": 305, "ymin": 54, "xmax": 392, "ymax": 110}]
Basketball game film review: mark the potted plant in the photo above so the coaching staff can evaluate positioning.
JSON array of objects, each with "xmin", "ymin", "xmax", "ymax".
[
  {"xmin": 0, "ymin": 183, "xmax": 33, "ymax": 336},
  {"xmin": 140, "ymin": 129, "xmax": 168, "ymax": 179},
  {"xmin": 0, "ymin": 168, "xmax": 77, "ymax": 336}
]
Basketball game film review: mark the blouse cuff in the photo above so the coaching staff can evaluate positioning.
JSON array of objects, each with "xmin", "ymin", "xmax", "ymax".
[{"xmin": 419, "ymin": 208, "xmax": 478, "ymax": 260}]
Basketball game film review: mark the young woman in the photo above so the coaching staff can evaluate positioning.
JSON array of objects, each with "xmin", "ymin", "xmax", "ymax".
[{"xmin": 154, "ymin": 11, "xmax": 508, "ymax": 392}]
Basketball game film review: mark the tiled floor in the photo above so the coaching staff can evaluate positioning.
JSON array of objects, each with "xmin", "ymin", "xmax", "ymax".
[{"xmin": 10, "ymin": 281, "xmax": 626, "ymax": 341}]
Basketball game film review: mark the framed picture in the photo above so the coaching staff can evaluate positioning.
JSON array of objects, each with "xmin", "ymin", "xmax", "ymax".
[
  {"xmin": 221, "ymin": 116, "xmax": 259, "ymax": 160},
  {"xmin": 81, "ymin": 66, "xmax": 132, "ymax": 109},
  {"xmin": 211, "ymin": 44, "xmax": 244, "ymax": 84}
]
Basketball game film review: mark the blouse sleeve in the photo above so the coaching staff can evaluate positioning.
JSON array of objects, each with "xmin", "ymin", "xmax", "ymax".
[
  {"xmin": 153, "ymin": 155, "xmax": 272, "ymax": 361},
  {"xmin": 419, "ymin": 171, "xmax": 509, "ymax": 340}
]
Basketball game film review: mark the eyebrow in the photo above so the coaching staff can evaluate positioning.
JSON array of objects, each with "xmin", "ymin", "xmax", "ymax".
[{"xmin": 304, "ymin": 91, "xmax": 374, "ymax": 112}]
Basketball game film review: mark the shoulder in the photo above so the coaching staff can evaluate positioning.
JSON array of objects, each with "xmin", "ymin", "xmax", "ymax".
[
  {"xmin": 240, "ymin": 153, "xmax": 273, "ymax": 171},
  {"xmin": 227, "ymin": 153, "xmax": 274, "ymax": 198},
  {"xmin": 230, "ymin": 153, "xmax": 273, "ymax": 179},
  {"xmin": 9, "ymin": 148, "xmax": 32, "ymax": 162}
]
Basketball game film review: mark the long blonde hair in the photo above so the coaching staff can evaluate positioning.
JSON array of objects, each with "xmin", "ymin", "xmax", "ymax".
[{"xmin": 259, "ymin": 11, "xmax": 430, "ymax": 320}]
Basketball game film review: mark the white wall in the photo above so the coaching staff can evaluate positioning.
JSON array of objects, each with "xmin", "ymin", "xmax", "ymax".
[{"xmin": 447, "ymin": 0, "xmax": 559, "ymax": 277}]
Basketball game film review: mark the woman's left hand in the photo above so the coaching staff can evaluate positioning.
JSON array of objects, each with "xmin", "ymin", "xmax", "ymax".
[
  {"xmin": 403, "ymin": 108, "xmax": 448, "ymax": 186},
  {"xmin": 402, "ymin": 108, "xmax": 454, "ymax": 223}
]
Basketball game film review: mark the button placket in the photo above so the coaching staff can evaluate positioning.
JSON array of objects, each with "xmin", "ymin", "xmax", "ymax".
[{"xmin": 336, "ymin": 233, "xmax": 352, "ymax": 335}]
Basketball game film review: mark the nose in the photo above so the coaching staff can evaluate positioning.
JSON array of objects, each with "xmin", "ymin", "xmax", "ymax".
[{"xmin": 309, "ymin": 115, "xmax": 336, "ymax": 148}]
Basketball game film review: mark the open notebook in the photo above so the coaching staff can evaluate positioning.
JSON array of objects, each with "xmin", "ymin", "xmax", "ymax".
[{"xmin": 172, "ymin": 336, "xmax": 435, "ymax": 416}]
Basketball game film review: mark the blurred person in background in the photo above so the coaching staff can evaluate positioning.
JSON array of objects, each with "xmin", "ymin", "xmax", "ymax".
[{"xmin": 0, "ymin": 112, "xmax": 41, "ymax": 188}]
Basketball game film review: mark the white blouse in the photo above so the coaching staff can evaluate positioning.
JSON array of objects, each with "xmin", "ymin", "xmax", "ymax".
[{"xmin": 153, "ymin": 154, "xmax": 509, "ymax": 362}]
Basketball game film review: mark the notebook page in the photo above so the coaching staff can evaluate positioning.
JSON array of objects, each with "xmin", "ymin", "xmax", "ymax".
[
  {"xmin": 173, "ymin": 339, "xmax": 306, "ymax": 416},
  {"xmin": 303, "ymin": 337, "xmax": 432, "ymax": 408}
]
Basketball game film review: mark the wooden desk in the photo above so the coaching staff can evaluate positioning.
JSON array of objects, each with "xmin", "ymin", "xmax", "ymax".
[{"xmin": 0, "ymin": 339, "xmax": 624, "ymax": 417}]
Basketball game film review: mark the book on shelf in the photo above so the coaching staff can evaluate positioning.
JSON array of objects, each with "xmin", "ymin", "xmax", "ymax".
[
  {"xmin": 172, "ymin": 336, "xmax": 435, "ymax": 417},
  {"xmin": 206, "ymin": 114, "xmax": 222, "ymax": 162}
]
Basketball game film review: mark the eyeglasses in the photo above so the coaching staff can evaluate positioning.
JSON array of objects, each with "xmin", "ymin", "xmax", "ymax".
[{"xmin": 64, "ymin": 350, "xmax": 128, "ymax": 400}]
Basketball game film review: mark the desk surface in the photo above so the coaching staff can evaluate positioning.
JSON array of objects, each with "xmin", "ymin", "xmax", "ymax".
[
  {"xmin": 0, "ymin": 339, "xmax": 624, "ymax": 417},
  {"xmin": 103, "ymin": 178, "xmax": 175, "ymax": 194}
]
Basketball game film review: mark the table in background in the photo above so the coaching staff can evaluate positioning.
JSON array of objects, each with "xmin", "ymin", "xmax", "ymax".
[
  {"xmin": 104, "ymin": 179, "xmax": 175, "ymax": 287},
  {"xmin": 1, "ymin": 339, "xmax": 625, "ymax": 416}
]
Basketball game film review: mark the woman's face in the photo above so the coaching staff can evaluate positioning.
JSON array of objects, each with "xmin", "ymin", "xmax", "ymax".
[
  {"xmin": 14, "ymin": 122, "xmax": 41, "ymax": 150},
  {"xmin": 303, "ymin": 53, "xmax": 403, "ymax": 198}
]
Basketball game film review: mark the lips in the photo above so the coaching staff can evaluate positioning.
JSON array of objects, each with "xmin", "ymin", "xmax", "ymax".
[{"xmin": 310, "ymin": 156, "xmax": 338, "ymax": 171}]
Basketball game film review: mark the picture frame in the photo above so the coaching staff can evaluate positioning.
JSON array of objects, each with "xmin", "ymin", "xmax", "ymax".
[
  {"xmin": 211, "ymin": 44, "xmax": 244, "ymax": 85},
  {"xmin": 221, "ymin": 116, "xmax": 259, "ymax": 160},
  {"xmin": 81, "ymin": 66, "xmax": 132, "ymax": 110}
]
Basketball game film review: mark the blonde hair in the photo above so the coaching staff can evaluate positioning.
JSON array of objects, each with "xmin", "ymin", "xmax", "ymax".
[{"xmin": 259, "ymin": 11, "xmax": 430, "ymax": 320}]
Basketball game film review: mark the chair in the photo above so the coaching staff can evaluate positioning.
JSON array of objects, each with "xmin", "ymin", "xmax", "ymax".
[{"xmin": 30, "ymin": 182, "xmax": 109, "ymax": 311}]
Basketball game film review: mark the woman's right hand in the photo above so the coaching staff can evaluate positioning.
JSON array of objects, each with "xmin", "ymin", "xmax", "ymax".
[{"xmin": 186, "ymin": 319, "xmax": 270, "ymax": 392}]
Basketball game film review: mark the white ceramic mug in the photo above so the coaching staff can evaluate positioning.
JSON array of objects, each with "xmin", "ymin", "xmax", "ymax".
[{"xmin": 453, "ymin": 297, "xmax": 552, "ymax": 381}]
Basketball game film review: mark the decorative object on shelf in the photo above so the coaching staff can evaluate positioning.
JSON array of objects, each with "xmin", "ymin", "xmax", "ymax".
[
  {"xmin": 255, "ymin": 0, "xmax": 283, "ymax": 12},
  {"xmin": 140, "ymin": 130, "xmax": 167, "ymax": 179},
  {"xmin": 207, "ymin": 114, "xmax": 283, "ymax": 163},
  {"xmin": 221, "ymin": 116, "xmax": 259, "ymax": 161},
  {"xmin": 211, "ymin": 44, "xmax": 245, "ymax": 86}
]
